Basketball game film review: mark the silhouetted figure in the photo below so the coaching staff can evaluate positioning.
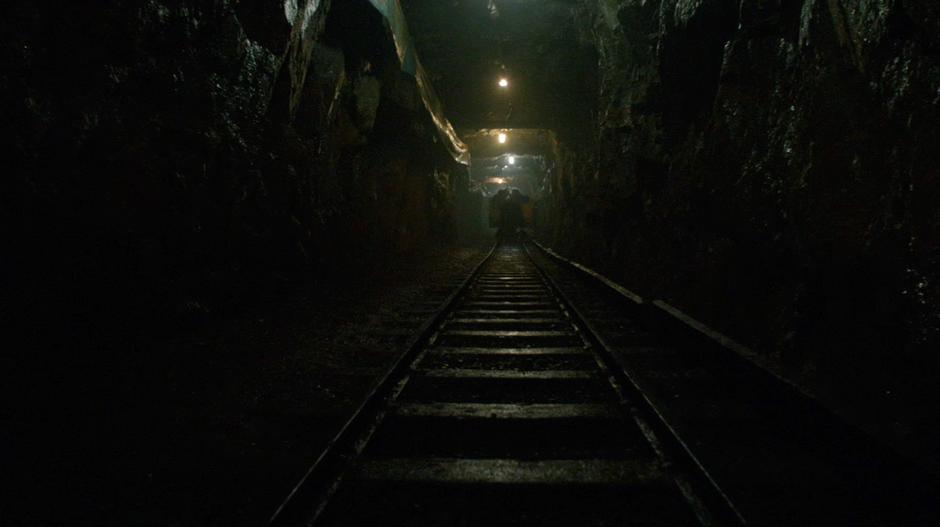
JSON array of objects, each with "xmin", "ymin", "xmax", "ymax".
[
  {"xmin": 491, "ymin": 188, "xmax": 529, "ymax": 240},
  {"xmin": 489, "ymin": 188, "xmax": 509, "ymax": 231}
]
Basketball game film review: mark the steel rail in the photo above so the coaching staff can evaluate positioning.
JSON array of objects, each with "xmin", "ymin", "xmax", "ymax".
[
  {"xmin": 268, "ymin": 241, "xmax": 499, "ymax": 526},
  {"xmin": 527, "ymin": 239, "xmax": 940, "ymax": 525},
  {"xmin": 522, "ymin": 241, "xmax": 747, "ymax": 526},
  {"xmin": 529, "ymin": 239, "xmax": 811, "ymax": 400},
  {"xmin": 272, "ymin": 238, "xmax": 744, "ymax": 526}
]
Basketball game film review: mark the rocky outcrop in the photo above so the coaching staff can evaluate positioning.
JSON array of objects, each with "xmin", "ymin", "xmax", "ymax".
[
  {"xmin": 542, "ymin": 0, "xmax": 940, "ymax": 402},
  {"xmin": 3, "ymin": 0, "xmax": 464, "ymax": 333}
]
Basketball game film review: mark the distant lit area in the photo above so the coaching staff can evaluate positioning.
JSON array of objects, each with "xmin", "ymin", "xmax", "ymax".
[
  {"xmin": 498, "ymin": 133, "xmax": 507, "ymax": 144},
  {"xmin": 498, "ymin": 77, "xmax": 509, "ymax": 88}
]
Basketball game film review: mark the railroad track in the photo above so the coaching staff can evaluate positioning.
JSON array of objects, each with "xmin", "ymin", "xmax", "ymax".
[{"xmin": 270, "ymin": 240, "xmax": 740, "ymax": 526}]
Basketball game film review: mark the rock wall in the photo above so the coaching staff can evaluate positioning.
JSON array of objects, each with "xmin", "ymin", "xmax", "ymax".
[
  {"xmin": 543, "ymin": 0, "xmax": 940, "ymax": 398},
  {"xmin": 2, "ymin": 0, "xmax": 464, "ymax": 334}
]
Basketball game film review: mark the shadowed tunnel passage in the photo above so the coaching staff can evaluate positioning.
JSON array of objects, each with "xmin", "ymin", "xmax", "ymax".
[{"xmin": 3, "ymin": 0, "xmax": 940, "ymax": 525}]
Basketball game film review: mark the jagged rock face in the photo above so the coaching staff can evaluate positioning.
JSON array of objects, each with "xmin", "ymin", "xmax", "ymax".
[
  {"xmin": 3, "ymin": 0, "xmax": 463, "ymax": 330},
  {"xmin": 544, "ymin": 0, "xmax": 940, "ymax": 387}
]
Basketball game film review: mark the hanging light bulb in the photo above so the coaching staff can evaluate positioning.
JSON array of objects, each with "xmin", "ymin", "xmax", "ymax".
[{"xmin": 498, "ymin": 132, "xmax": 507, "ymax": 144}]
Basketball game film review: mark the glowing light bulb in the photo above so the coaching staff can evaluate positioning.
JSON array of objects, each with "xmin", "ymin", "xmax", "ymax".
[
  {"xmin": 498, "ymin": 77, "xmax": 509, "ymax": 88},
  {"xmin": 498, "ymin": 133, "xmax": 507, "ymax": 144},
  {"xmin": 508, "ymin": 155, "xmax": 516, "ymax": 165}
]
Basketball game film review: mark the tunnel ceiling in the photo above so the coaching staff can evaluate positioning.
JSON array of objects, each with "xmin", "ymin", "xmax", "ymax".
[
  {"xmin": 463, "ymin": 128, "xmax": 557, "ymax": 159},
  {"xmin": 400, "ymin": 0, "xmax": 597, "ymax": 146}
]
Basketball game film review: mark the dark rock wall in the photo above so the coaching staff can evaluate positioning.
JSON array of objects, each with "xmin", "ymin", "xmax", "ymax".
[
  {"xmin": 543, "ymin": 0, "xmax": 940, "ymax": 398},
  {"xmin": 2, "ymin": 0, "xmax": 464, "ymax": 334}
]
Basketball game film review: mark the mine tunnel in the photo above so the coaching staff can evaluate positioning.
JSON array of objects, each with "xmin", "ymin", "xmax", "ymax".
[{"xmin": 4, "ymin": 0, "xmax": 940, "ymax": 525}]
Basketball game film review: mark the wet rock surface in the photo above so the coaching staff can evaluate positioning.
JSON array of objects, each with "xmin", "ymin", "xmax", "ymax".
[
  {"xmin": 537, "ymin": 0, "xmax": 940, "ymax": 461},
  {"xmin": 2, "ymin": 1, "xmax": 477, "ymax": 524},
  {"xmin": 3, "ymin": 0, "xmax": 466, "ymax": 338}
]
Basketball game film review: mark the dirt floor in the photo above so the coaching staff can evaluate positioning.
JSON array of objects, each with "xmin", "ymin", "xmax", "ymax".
[{"xmin": 6, "ymin": 240, "xmax": 491, "ymax": 526}]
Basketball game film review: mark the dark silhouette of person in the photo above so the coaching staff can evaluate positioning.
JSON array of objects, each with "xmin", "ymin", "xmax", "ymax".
[
  {"xmin": 493, "ymin": 188, "xmax": 528, "ymax": 240},
  {"xmin": 489, "ymin": 188, "xmax": 509, "ymax": 230}
]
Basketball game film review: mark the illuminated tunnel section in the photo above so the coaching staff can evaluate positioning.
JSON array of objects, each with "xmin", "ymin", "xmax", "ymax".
[{"xmin": 466, "ymin": 129, "xmax": 557, "ymax": 198}]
